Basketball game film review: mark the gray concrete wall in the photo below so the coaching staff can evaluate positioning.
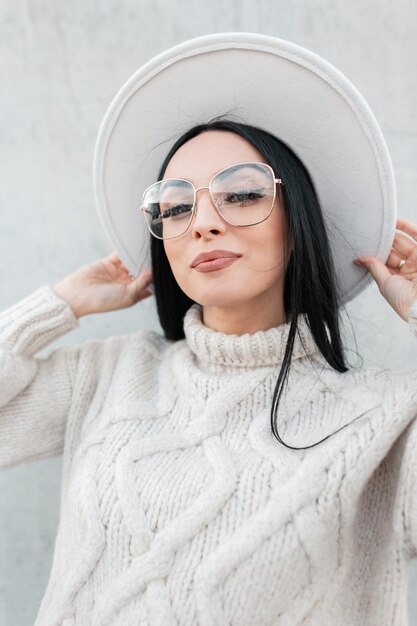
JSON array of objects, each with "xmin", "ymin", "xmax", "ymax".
[{"xmin": 0, "ymin": 1, "xmax": 416, "ymax": 623}]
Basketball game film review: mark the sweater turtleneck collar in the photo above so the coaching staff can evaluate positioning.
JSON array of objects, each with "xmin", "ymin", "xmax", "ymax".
[{"xmin": 183, "ymin": 303, "xmax": 322, "ymax": 371}]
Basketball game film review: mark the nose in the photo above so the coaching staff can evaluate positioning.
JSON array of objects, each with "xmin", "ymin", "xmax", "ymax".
[{"xmin": 190, "ymin": 186, "xmax": 227, "ymax": 238}]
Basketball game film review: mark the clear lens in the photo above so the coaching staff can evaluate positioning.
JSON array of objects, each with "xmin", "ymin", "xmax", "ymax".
[
  {"xmin": 211, "ymin": 163, "xmax": 275, "ymax": 226},
  {"xmin": 142, "ymin": 162, "xmax": 275, "ymax": 239},
  {"xmin": 142, "ymin": 179, "xmax": 195, "ymax": 239}
]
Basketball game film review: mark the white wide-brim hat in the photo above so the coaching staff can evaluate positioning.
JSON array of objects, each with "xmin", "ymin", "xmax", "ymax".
[{"xmin": 93, "ymin": 32, "xmax": 397, "ymax": 305}]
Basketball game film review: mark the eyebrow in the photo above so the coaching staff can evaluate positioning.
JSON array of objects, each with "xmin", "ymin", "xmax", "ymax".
[
  {"xmin": 159, "ymin": 180, "xmax": 189, "ymax": 196},
  {"xmin": 161, "ymin": 163, "xmax": 266, "ymax": 186}
]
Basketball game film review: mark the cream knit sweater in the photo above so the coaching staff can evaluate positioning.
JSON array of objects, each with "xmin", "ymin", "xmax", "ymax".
[{"xmin": 1, "ymin": 285, "xmax": 417, "ymax": 626}]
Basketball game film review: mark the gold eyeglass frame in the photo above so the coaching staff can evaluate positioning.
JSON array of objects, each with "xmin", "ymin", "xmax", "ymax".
[{"xmin": 139, "ymin": 161, "xmax": 285, "ymax": 241}]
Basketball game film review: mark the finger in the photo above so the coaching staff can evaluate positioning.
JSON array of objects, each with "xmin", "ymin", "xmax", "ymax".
[
  {"xmin": 392, "ymin": 230, "xmax": 417, "ymax": 257},
  {"xmin": 396, "ymin": 218, "xmax": 417, "ymax": 243},
  {"xmin": 141, "ymin": 271, "xmax": 153, "ymax": 283},
  {"xmin": 105, "ymin": 253, "xmax": 123, "ymax": 269},
  {"xmin": 129, "ymin": 271, "xmax": 153, "ymax": 290},
  {"xmin": 355, "ymin": 256, "xmax": 393, "ymax": 285},
  {"xmin": 129, "ymin": 275, "xmax": 153, "ymax": 303},
  {"xmin": 386, "ymin": 247, "xmax": 408, "ymax": 273}
]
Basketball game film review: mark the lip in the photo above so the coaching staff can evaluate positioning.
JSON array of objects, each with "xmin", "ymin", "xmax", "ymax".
[
  {"xmin": 190, "ymin": 249, "xmax": 242, "ymax": 268},
  {"xmin": 193, "ymin": 256, "xmax": 240, "ymax": 272}
]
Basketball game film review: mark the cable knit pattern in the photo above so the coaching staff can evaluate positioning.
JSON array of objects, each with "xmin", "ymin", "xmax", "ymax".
[{"xmin": 0, "ymin": 285, "xmax": 417, "ymax": 626}]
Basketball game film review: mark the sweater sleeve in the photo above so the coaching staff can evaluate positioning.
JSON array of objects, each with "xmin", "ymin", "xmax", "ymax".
[
  {"xmin": 399, "ymin": 297, "xmax": 417, "ymax": 558},
  {"xmin": 407, "ymin": 297, "xmax": 417, "ymax": 338},
  {"xmin": 402, "ymin": 415, "xmax": 417, "ymax": 559},
  {"xmin": 0, "ymin": 284, "xmax": 98, "ymax": 470}
]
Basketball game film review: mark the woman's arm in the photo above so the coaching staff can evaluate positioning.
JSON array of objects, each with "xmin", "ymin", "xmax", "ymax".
[
  {"xmin": 408, "ymin": 298, "xmax": 417, "ymax": 337},
  {"xmin": 401, "ymin": 415, "xmax": 417, "ymax": 559},
  {"xmin": 394, "ymin": 298, "xmax": 417, "ymax": 558},
  {"xmin": 0, "ymin": 285, "xmax": 101, "ymax": 470},
  {"xmin": 0, "ymin": 254, "xmax": 153, "ymax": 471}
]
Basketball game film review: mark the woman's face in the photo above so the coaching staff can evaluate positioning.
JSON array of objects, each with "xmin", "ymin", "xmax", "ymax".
[{"xmin": 163, "ymin": 130, "xmax": 290, "ymax": 318}]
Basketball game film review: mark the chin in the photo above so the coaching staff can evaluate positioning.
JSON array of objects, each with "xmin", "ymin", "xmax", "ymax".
[
  {"xmin": 186, "ymin": 283, "xmax": 260, "ymax": 309},
  {"xmin": 177, "ymin": 271, "xmax": 281, "ymax": 307}
]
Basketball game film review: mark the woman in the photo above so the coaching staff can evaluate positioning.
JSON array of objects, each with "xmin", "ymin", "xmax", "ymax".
[{"xmin": 1, "ymin": 35, "xmax": 417, "ymax": 626}]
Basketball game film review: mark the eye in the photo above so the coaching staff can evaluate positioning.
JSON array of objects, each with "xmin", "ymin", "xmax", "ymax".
[
  {"xmin": 225, "ymin": 190, "xmax": 266, "ymax": 204},
  {"xmin": 161, "ymin": 204, "xmax": 193, "ymax": 219}
]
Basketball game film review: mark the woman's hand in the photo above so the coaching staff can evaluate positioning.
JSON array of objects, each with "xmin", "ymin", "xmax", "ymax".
[
  {"xmin": 353, "ymin": 217, "xmax": 417, "ymax": 322},
  {"xmin": 52, "ymin": 252, "xmax": 153, "ymax": 319}
]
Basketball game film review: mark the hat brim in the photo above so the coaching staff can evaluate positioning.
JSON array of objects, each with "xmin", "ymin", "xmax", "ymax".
[{"xmin": 93, "ymin": 32, "xmax": 397, "ymax": 306}]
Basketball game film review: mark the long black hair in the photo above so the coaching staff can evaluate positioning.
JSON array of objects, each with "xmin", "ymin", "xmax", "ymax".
[{"xmin": 150, "ymin": 114, "xmax": 354, "ymax": 450}]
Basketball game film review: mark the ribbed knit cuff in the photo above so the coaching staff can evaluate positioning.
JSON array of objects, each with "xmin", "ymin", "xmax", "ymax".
[
  {"xmin": 408, "ymin": 298, "xmax": 417, "ymax": 337},
  {"xmin": 0, "ymin": 285, "xmax": 80, "ymax": 356}
]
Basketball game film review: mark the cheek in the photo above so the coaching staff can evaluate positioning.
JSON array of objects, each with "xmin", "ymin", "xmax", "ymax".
[
  {"xmin": 250, "ymin": 218, "xmax": 286, "ymax": 269},
  {"xmin": 164, "ymin": 242, "xmax": 189, "ymax": 284},
  {"xmin": 270, "ymin": 211, "xmax": 289, "ymax": 261}
]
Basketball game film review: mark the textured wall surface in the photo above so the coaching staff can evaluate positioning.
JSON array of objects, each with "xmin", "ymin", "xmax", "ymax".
[{"xmin": 0, "ymin": 1, "xmax": 416, "ymax": 624}]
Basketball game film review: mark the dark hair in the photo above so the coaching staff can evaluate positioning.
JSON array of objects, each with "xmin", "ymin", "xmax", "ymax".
[{"xmin": 150, "ymin": 114, "xmax": 356, "ymax": 450}]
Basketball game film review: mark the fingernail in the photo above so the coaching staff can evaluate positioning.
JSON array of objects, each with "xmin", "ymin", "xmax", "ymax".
[{"xmin": 353, "ymin": 259, "xmax": 362, "ymax": 265}]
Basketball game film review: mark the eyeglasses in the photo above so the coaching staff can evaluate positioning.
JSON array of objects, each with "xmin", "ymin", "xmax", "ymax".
[{"xmin": 140, "ymin": 161, "xmax": 284, "ymax": 240}]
